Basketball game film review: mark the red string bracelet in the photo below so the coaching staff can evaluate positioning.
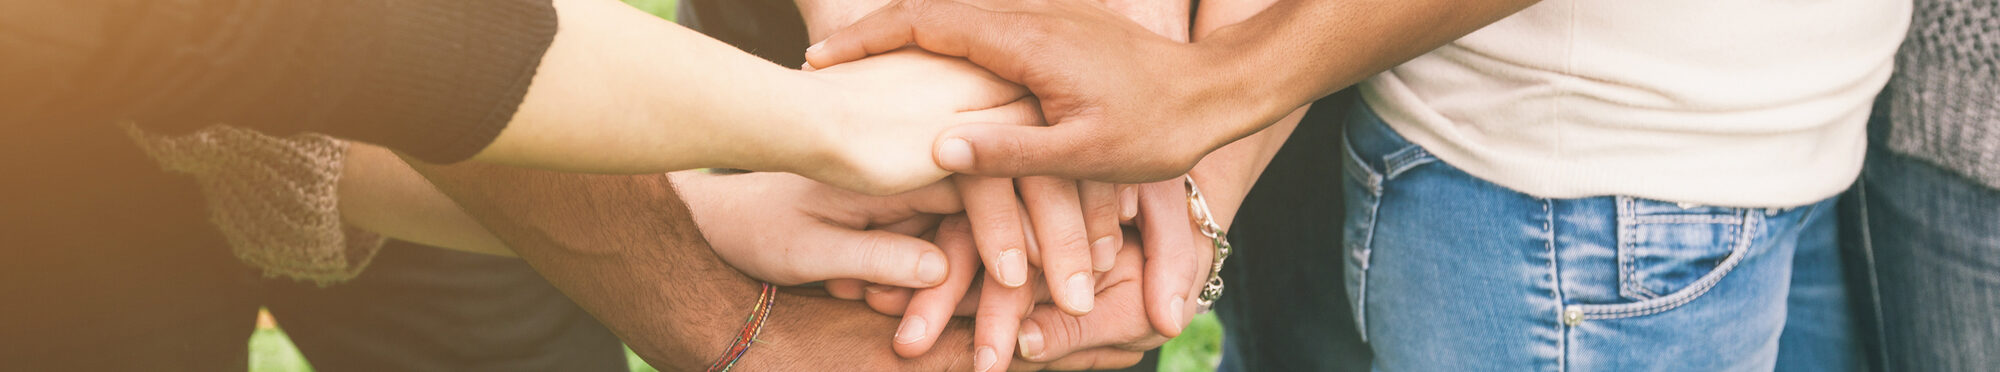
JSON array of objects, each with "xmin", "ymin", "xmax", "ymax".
[{"xmin": 706, "ymin": 282, "xmax": 776, "ymax": 372}]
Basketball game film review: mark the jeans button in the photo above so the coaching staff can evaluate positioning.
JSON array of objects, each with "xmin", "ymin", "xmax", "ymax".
[{"xmin": 1562, "ymin": 306, "xmax": 1584, "ymax": 326}]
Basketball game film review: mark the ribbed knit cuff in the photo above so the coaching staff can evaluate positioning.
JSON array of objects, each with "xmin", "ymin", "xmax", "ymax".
[{"xmin": 319, "ymin": 0, "xmax": 558, "ymax": 164}]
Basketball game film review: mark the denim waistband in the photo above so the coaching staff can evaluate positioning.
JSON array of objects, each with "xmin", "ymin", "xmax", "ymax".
[{"xmin": 1343, "ymin": 101, "xmax": 1435, "ymax": 186}]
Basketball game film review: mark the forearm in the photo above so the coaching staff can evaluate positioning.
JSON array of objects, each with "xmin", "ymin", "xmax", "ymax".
[
  {"xmin": 474, "ymin": 0, "xmax": 831, "ymax": 175},
  {"xmin": 337, "ymin": 144, "xmax": 513, "ymax": 256},
  {"xmin": 1187, "ymin": 0, "xmax": 1538, "ymax": 138},
  {"xmin": 405, "ymin": 160, "xmax": 759, "ymax": 368},
  {"xmin": 406, "ymin": 159, "xmax": 976, "ymax": 370}
]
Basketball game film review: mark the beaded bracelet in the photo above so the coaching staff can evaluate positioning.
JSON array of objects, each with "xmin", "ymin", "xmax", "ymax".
[{"xmin": 706, "ymin": 282, "xmax": 777, "ymax": 372}]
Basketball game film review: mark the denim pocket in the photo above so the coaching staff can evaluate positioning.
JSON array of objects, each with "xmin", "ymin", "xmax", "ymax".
[{"xmin": 1578, "ymin": 197, "xmax": 1762, "ymax": 319}]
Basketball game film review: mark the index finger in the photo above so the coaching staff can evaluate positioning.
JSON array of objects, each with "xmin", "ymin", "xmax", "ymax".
[{"xmin": 804, "ymin": 0, "xmax": 928, "ymax": 68}]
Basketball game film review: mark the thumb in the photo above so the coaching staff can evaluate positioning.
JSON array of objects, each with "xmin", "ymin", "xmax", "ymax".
[
  {"xmin": 935, "ymin": 122, "xmax": 1097, "ymax": 179},
  {"xmin": 783, "ymin": 227, "xmax": 950, "ymax": 288}
]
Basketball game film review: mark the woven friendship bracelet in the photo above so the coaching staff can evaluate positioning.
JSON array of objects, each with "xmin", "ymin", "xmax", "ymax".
[{"xmin": 706, "ymin": 282, "xmax": 777, "ymax": 372}]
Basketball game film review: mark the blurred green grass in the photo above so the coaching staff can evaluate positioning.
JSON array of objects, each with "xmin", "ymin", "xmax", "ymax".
[{"xmin": 245, "ymin": 1, "xmax": 1221, "ymax": 371}]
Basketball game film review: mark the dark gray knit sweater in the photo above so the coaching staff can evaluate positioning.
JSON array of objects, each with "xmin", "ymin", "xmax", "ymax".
[{"xmin": 1886, "ymin": 0, "xmax": 2000, "ymax": 190}]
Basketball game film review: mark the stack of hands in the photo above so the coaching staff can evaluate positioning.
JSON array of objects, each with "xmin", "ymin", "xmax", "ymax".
[
  {"xmin": 406, "ymin": 0, "xmax": 1361, "ymax": 369},
  {"xmin": 676, "ymin": 1, "xmax": 1224, "ymax": 370},
  {"xmin": 660, "ymin": 0, "xmax": 1281, "ymax": 370}
]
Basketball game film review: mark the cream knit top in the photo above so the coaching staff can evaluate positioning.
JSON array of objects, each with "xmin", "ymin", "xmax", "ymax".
[{"xmin": 1361, "ymin": 0, "xmax": 1912, "ymax": 207}]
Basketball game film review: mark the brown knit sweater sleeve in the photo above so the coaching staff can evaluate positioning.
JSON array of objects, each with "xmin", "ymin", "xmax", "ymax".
[{"xmin": 3, "ymin": 0, "xmax": 557, "ymax": 164}]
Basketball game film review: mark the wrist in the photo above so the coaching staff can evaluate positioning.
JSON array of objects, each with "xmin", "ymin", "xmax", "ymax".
[
  {"xmin": 734, "ymin": 69, "xmax": 848, "ymax": 176},
  {"xmin": 1182, "ymin": 27, "xmax": 1316, "ymax": 145}
]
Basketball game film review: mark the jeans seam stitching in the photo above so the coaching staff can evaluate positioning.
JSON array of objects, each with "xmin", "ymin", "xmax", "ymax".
[
  {"xmin": 1382, "ymin": 146, "xmax": 1435, "ymax": 179},
  {"xmin": 1580, "ymin": 209, "xmax": 1759, "ymax": 319},
  {"xmin": 1617, "ymin": 197, "xmax": 1647, "ymax": 300},
  {"xmin": 1353, "ymin": 193, "xmax": 1379, "ymax": 344},
  {"xmin": 1546, "ymin": 198, "xmax": 1567, "ymax": 372},
  {"xmin": 1342, "ymin": 135, "xmax": 1384, "ymax": 196}
]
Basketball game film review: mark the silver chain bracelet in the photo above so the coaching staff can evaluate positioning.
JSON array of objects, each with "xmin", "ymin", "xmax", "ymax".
[{"xmin": 1184, "ymin": 175, "xmax": 1232, "ymax": 308}]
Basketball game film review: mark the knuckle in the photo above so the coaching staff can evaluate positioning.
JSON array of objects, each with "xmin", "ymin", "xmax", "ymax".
[
  {"xmin": 970, "ymin": 217, "xmax": 1025, "ymax": 253},
  {"xmin": 992, "ymin": 135, "xmax": 1039, "ymax": 176},
  {"xmin": 848, "ymin": 234, "xmax": 902, "ymax": 270},
  {"xmin": 1046, "ymin": 313, "xmax": 1088, "ymax": 352},
  {"xmin": 1046, "ymin": 228, "xmax": 1093, "ymax": 255},
  {"xmin": 1085, "ymin": 198, "xmax": 1122, "ymax": 226}
]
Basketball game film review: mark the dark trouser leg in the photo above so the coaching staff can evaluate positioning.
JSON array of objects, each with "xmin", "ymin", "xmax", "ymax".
[
  {"xmin": 1213, "ymin": 91, "xmax": 1372, "ymax": 372},
  {"xmin": 262, "ymin": 240, "xmax": 626, "ymax": 372},
  {"xmin": 0, "ymin": 130, "xmax": 262, "ymax": 371},
  {"xmin": 1854, "ymin": 143, "xmax": 2000, "ymax": 372}
]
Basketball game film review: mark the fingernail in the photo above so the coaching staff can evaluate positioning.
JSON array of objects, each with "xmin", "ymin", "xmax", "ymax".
[
  {"xmin": 998, "ymin": 249, "xmax": 1027, "ymax": 287},
  {"xmin": 974, "ymin": 346, "xmax": 998, "ymax": 372},
  {"xmin": 1120, "ymin": 187, "xmax": 1138, "ymax": 220},
  {"xmin": 806, "ymin": 40, "xmax": 824, "ymax": 54},
  {"xmin": 1066, "ymin": 272, "xmax": 1095, "ymax": 313},
  {"xmin": 1017, "ymin": 318, "xmax": 1046, "ymax": 359},
  {"xmin": 937, "ymin": 138, "xmax": 974, "ymax": 171},
  {"xmin": 917, "ymin": 251, "xmax": 946, "ymax": 286},
  {"xmin": 894, "ymin": 316, "xmax": 927, "ymax": 344},
  {"xmin": 1091, "ymin": 236, "xmax": 1116, "ymax": 272},
  {"xmin": 800, "ymin": 61, "xmax": 817, "ymax": 71},
  {"xmin": 1170, "ymin": 297, "xmax": 1186, "ymax": 334},
  {"xmin": 865, "ymin": 284, "xmax": 893, "ymax": 294}
]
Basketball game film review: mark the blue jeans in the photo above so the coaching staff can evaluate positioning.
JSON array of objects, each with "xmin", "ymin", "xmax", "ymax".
[
  {"xmin": 1848, "ymin": 94, "xmax": 2000, "ymax": 371},
  {"xmin": 1341, "ymin": 101, "xmax": 1858, "ymax": 371}
]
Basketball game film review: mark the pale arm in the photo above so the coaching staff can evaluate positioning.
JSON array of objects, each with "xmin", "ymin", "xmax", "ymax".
[
  {"xmin": 474, "ymin": 0, "xmax": 1034, "ymax": 195},
  {"xmin": 338, "ymin": 143, "xmax": 513, "ymax": 256}
]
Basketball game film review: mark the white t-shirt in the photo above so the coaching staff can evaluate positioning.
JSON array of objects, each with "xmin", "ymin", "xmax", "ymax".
[{"xmin": 1360, "ymin": 0, "xmax": 1912, "ymax": 208}]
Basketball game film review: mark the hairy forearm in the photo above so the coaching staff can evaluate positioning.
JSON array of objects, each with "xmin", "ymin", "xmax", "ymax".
[
  {"xmin": 405, "ymin": 160, "xmax": 759, "ymax": 368},
  {"xmin": 1189, "ymin": 0, "xmax": 1537, "ymax": 137},
  {"xmin": 405, "ymin": 159, "xmax": 979, "ymax": 370}
]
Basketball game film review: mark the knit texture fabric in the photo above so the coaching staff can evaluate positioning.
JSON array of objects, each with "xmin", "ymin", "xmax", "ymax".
[
  {"xmin": 1887, "ymin": 0, "xmax": 2000, "ymax": 190},
  {"xmin": 127, "ymin": 124, "xmax": 385, "ymax": 285}
]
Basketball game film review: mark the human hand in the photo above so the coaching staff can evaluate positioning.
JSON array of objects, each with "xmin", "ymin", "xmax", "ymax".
[
  {"xmin": 952, "ymin": 175, "xmax": 1132, "ymax": 314},
  {"xmin": 793, "ymin": 48, "xmax": 1041, "ymax": 196},
  {"xmin": 803, "ymin": 0, "xmax": 1286, "ymax": 184},
  {"xmin": 858, "ymin": 226, "xmax": 1201, "ymax": 371},
  {"xmin": 673, "ymin": 170, "xmax": 965, "ymax": 288}
]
